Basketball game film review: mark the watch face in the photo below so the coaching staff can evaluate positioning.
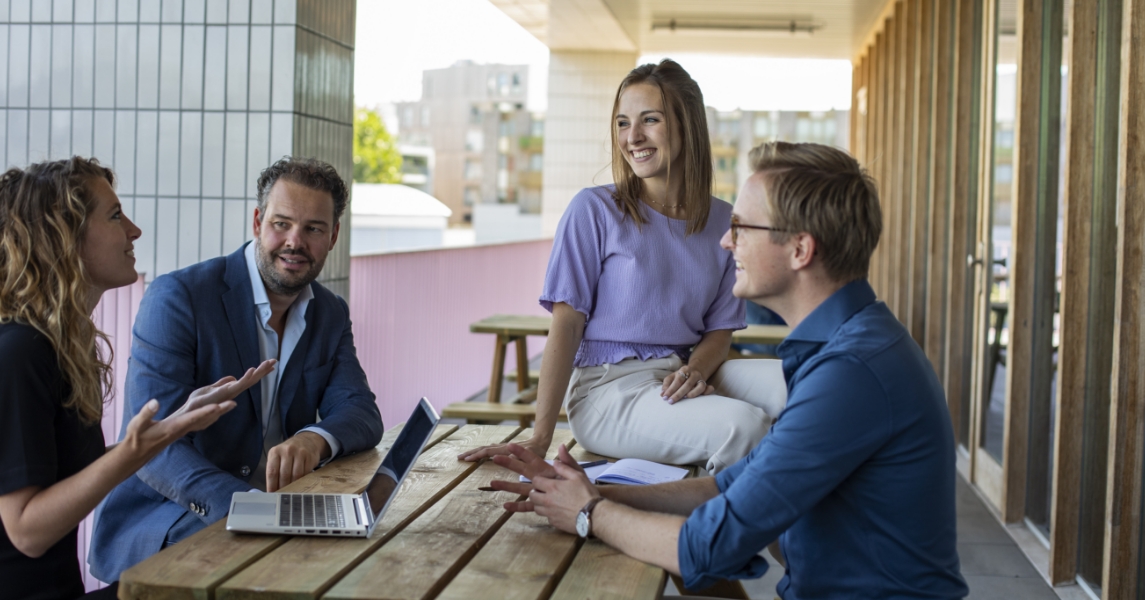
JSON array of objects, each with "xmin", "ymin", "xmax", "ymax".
[{"xmin": 576, "ymin": 511, "xmax": 590, "ymax": 538}]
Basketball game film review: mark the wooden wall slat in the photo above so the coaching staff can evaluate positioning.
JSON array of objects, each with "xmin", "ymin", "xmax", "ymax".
[
  {"xmin": 1050, "ymin": 0, "xmax": 1099, "ymax": 583},
  {"xmin": 1002, "ymin": 0, "xmax": 1063, "ymax": 524},
  {"xmin": 926, "ymin": 0, "xmax": 956, "ymax": 420},
  {"xmin": 946, "ymin": 0, "xmax": 983, "ymax": 472},
  {"xmin": 895, "ymin": 0, "xmax": 916, "ymax": 327},
  {"xmin": 909, "ymin": 0, "xmax": 933, "ymax": 344},
  {"xmin": 1101, "ymin": 0, "xmax": 1145, "ymax": 593},
  {"xmin": 885, "ymin": 13, "xmax": 899, "ymax": 314},
  {"xmin": 871, "ymin": 31, "xmax": 886, "ymax": 296}
]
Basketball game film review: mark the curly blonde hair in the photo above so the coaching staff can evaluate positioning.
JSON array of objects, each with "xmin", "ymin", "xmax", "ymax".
[{"xmin": 0, "ymin": 157, "xmax": 118, "ymax": 425}]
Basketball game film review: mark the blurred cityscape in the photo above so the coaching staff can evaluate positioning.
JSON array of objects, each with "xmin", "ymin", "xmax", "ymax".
[{"xmin": 352, "ymin": 60, "xmax": 850, "ymax": 255}]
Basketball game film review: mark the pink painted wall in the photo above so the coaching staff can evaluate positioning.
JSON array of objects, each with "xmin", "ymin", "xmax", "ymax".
[
  {"xmin": 80, "ymin": 276, "xmax": 145, "ymax": 590},
  {"xmin": 350, "ymin": 239, "xmax": 554, "ymax": 427},
  {"xmin": 77, "ymin": 240, "xmax": 553, "ymax": 588}
]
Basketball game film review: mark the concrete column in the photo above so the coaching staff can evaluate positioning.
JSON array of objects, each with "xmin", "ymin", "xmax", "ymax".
[{"xmin": 541, "ymin": 50, "xmax": 637, "ymax": 235}]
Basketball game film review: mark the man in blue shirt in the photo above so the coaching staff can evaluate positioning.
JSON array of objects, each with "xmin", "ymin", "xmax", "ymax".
[{"xmin": 491, "ymin": 141, "xmax": 968, "ymax": 599}]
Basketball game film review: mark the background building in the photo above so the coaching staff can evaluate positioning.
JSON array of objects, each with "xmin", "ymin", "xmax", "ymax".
[
  {"xmin": 395, "ymin": 61, "xmax": 544, "ymax": 226},
  {"xmin": 0, "ymin": 0, "xmax": 356, "ymax": 297},
  {"xmin": 706, "ymin": 108, "xmax": 850, "ymax": 203}
]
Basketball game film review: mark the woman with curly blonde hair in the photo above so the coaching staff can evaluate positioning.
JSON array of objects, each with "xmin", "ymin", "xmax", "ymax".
[{"xmin": 0, "ymin": 157, "xmax": 273, "ymax": 599}]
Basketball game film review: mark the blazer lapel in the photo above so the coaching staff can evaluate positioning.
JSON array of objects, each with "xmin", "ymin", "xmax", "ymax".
[{"xmin": 221, "ymin": 243, "xmax": 264, "ymax": 423}]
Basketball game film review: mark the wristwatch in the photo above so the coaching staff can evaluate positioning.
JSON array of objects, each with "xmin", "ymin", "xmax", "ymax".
[{"xmin": 576, "ymin": 497, "xmax": 606, "ymax": 538}]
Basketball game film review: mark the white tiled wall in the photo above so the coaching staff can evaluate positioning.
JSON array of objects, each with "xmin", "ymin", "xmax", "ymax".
[
  {"xmin": 541, "ymin": 50, "xmax": 636, "ymax": 235},
  {"xmin": 0, "ymin": 0, "xmax": 355, "ymax": 297}
]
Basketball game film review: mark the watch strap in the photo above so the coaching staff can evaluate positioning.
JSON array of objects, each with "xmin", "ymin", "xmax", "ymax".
[{"xmin": 579, "ymin": 496, "xmax": 607, "ymax": 538}]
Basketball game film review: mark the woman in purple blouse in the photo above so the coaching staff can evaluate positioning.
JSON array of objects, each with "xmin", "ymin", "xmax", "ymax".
[{"xmin": 460, "ymin": 60, "xmax": 786, "ymax": 474}]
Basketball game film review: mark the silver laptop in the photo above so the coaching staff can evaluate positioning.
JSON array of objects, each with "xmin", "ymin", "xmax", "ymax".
[{"xmin": 225, "ymin": 397, "xmax": 440, "ymax": 537}]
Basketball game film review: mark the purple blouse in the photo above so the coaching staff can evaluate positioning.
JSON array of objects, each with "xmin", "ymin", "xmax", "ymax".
[{"xmin": 540, "ymin": 185, "xmax": 746, "ymax": 367}]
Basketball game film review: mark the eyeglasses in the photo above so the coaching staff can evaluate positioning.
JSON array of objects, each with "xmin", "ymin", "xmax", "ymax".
[{"xmin": 729, "ymin": 214, "xmax": 787, "ymax": 245}]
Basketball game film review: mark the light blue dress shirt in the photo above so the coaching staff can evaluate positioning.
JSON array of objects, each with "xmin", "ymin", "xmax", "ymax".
[{"xmin": 243, "ymin": 242, "xmax": 340, "ymax": 458}]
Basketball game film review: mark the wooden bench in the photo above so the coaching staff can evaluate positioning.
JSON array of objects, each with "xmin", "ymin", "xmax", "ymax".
[
  {"xmin": 728, "ymin": 324, "xmax": 792, "ymax": 359},
  {"xmin": 442, "ymin": 315, "xmax": 552, "ymax": 425},
  {"xmin": 443, "ymin": 316, "xmax": 792, "ymax": 425},
  {"xmin": 442, "ymin": 400, "xmax": 569, "ymax": 428}
]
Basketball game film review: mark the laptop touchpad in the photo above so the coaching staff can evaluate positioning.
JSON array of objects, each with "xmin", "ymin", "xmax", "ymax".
[{"xmin": 232, "ymin": 502, "xmax": 277, "ymax": 516}]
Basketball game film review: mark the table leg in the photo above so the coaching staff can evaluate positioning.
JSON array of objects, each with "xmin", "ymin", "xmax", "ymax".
[
  {"xmin": 515, "ymin": 336, "xmax": 529, "ymax": 393},
  {"xmin": 488, "ymin": 334, "xmax": 507, "ymax": 403}
]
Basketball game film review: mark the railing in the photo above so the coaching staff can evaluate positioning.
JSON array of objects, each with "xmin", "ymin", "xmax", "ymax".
[
  {"xmin": 82, "ymin": 277, "xmax": 146, "ymax": 591},
  {"xmin": 78, "ymin": 239, "xmax": 554, "ymax": 589},
  {"xmin": 350, "ymin": 239, "xmax": 553, "ymax": 427}
]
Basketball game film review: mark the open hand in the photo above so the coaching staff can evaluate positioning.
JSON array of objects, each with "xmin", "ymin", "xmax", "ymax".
[
  {"xmin": 121, "ymin": 360, "xmax": 277, "ymax": 463},
  {"xmin": 458, "ymin": 435, "xmax": 550, "ymax": 463},
  {"xmin": 660, "ymin": 365, "xmax": 715, "ymax": 404},
  {"xmin": 175, "ymin": 359, "xmax": 277, "ymax": 418},
  {"xmin": 489, "ymin": 443, "xmax": 598, "ymax": 534}
]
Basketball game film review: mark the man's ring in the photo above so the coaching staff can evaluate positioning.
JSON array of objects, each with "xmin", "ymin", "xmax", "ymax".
[{"xmin": 697, "ymin": 379, "xmax": 705, "ymax": 388}]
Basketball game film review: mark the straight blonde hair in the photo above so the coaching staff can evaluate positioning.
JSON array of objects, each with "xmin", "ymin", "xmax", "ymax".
[
  {"xmin": 749, "ymin": 141, "xmax": 882, "ymax": 282},
  {"xmin": 0, "ymin": 157, "xmax": 117, "ymax": 425},
  {"xmin": 610, "ymin": 59, "xmax": 713, "ymax": 235}
]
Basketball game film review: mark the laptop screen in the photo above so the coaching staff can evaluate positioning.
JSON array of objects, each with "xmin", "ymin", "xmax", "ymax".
[{"xmin": 363, "ymin": 398, "xmax": 439, "ymax": 530}]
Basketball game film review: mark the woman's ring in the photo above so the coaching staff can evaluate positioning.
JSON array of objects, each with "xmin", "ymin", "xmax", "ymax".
[{"xmin": 679, "ymin": 371, "xmax": 690, "ymax": 380}]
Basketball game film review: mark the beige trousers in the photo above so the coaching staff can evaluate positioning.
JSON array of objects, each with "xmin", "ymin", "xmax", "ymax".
[{"xmin": 565, "ymin": 355, "xmax": 787, "ymax": 474}]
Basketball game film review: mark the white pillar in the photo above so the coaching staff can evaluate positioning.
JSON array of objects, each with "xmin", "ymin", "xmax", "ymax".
[{"xmin": 542, "ymin": 50, "xmax": 637, "ymax": 235}]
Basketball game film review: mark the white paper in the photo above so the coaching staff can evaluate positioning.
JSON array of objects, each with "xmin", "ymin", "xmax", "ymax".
[
  {"xmin": 519, "ymin": 458, "xmax": 687, "ymax": 485},
  {"xmin": 593, "ymin": 459, "xmax": 688, "ymax": 485}
]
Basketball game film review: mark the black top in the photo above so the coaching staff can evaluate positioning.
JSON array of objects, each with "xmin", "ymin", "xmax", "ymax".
[{"xmin": 0, "ymin": 322, "xmax": 106, "ymax": 600}]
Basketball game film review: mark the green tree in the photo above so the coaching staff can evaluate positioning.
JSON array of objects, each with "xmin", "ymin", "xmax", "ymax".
[{"xmin": 353, "ymin": 107, "xmax": 403, "ymax": 183}]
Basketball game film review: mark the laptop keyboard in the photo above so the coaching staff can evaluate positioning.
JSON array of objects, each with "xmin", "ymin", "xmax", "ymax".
[{"xmin": 279, "ymin": 494, "xmax": 347, "ymax": 528}]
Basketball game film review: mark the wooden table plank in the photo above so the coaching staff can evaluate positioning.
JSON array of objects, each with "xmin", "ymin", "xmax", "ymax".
[
  {"xmin": 435, "ymin": 431, "xmax": 581, "ymax": 600},
  {"xmin": 118, "ymin": 425, "xmax": 457, "ymax": 600},
  {"xmin": 550, "ymin": 540, "xmax": 667, "ymax": 600},
  {"xmin": 323, "ymin": 427, "xmax": 548, "ymax": 600},
  {"xmin": 214, "ymin": 425, "xmax": 522, "ymax": 600},
  {"xmin": 730, "ymin": 324, "xmax": 791, "ymax": 346},
  {"xmin": 550, "ymin": 443, "xmax": 668, "ymax": 600},
  {"xmin": 469, "ymin": 315, "xmax": 552, "ymax": 337}
]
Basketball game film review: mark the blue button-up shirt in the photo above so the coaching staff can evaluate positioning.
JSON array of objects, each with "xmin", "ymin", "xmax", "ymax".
[{"xmin": 678, "ymin": 279, "xmax": 968, "ymax": 599}]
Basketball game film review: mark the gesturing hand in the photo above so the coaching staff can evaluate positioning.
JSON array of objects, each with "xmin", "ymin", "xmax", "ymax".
[
  {"xmin": 175, "ymin": 359, "xmax": 277, "ymax": 418},
  {"xmin": 121, "ymin": 359, "xmax": 276, "ymax": 463},
  {"xmin": 660, "ymin": 365, "xmax": 716, "ymax": 405},
  {"xmin": 489, "ymin": 443, "xmax": 599, "ymax": 535}
]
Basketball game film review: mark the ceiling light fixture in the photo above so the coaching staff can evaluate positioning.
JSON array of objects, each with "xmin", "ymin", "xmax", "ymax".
[{"xmin": 650, "ymin": 18, "xmax": 822, "ymax": 37}]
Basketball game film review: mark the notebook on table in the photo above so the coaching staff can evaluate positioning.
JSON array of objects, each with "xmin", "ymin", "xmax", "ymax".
[
  {"xmin": 521, "ymin": 458, "xmax": 689, "ymax": 486},
  {"xmin": 225, "ymin": 397, "xmax": 440, "ymax": 537}
]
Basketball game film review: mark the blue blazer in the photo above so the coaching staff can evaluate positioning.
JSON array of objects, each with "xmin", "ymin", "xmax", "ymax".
[{"xmin": 89, "ymin": 244, "xmax": 383, "ymax": 581}]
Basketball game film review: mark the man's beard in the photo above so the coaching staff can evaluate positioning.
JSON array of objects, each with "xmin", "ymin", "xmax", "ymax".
[{"xmin": 255, "ymin": 239, "xmax": 325, "ymax": 296}]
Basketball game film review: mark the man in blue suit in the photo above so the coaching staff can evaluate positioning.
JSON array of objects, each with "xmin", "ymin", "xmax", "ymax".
[{"xmin": 90, "ymin": 157, "xmax": 384, "ymax": 582}]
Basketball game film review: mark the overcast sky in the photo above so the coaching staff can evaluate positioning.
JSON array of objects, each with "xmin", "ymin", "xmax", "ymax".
[{"xmin": 353, "ymin": 0, "xmax": 853, "ymax": 113}]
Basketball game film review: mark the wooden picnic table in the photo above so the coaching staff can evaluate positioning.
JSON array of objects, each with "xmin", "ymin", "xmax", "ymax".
[
  {"xmin": 469, "ymin": 315, "xmax": 552, "ymax": 405},
  {"xmin": 469, "ymin": 316, "xmax": 790, "ymax": 405},
  {"xmin": 116, "ymin": 424, "xmax": 670, "ymax": 600}
]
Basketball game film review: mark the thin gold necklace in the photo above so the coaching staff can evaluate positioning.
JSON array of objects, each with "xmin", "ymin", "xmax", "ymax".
[{"xmin": 646, "ymin": 196, "xmax": 684, "ymax": 210}]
